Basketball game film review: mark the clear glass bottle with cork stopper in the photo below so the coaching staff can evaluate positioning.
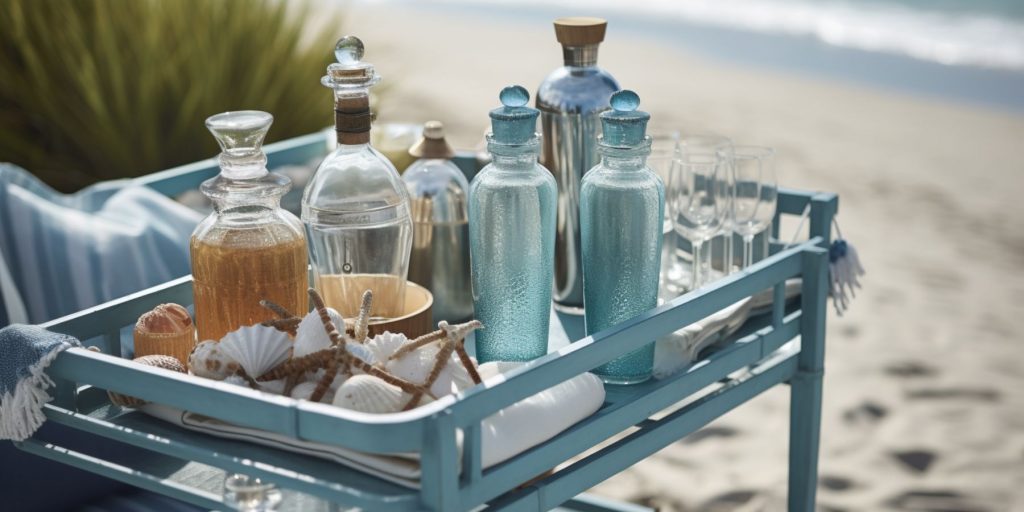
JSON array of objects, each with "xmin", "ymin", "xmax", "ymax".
[
  {"xmin": 537, "ymin": 17, "xmax": 620, "ymax": 315},
  {"xmin": 469, "ymin": 86, "xmax": 557, "ymax": 363},
  {"xmin": 580, "ymin": 90, "xmax": 664, "ymax": 385},
  {"xmin": 190, "ymin": 111, "xmax": 308, "ymax": 343},
  {"xmin": 403, "ymin": 121, "xmax": 473, "ymax": 324},
  {"xmin": 302, "ymin": 36, "xmax": 413, "ymax": 320}
]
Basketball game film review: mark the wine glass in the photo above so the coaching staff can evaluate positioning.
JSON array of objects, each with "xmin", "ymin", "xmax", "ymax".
[
  {"xmin": 668, "ymin": 136, "xmax": 731, "ymax": 291},
  {"xmin": 731, "ymin": 146, "xmax": 777, "ymax": 268}
]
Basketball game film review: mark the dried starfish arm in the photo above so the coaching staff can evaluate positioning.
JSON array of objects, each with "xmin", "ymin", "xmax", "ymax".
[
  {"xmin": 402, "ymin": 341, "xmax": 456, "ymax": 411},
  {"xmin": 258, "ymin": 348, "xmax": 338, "ymax": 381},
  {"xmin": 389, "ymin": 330, "xmax": 446, "ymax": 360},
  {"xmin": 310, "ymin": 356, "xmax": 340, "ymax": 403},
  {"xmin": 441, "ymin": 320, "xmax": 484, "ymax": 385},
  {"xmin": 352, "ymin": 290, "xmax": 373, "ymax": 343},
  {"xmin": 261, "ymin": 317, "xmax": 301, "ymax": 336}
]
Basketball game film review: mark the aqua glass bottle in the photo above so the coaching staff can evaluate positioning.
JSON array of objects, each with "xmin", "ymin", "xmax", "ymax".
[
  {"xmin": 580, "ymin": 90, "xmax": 664, "ymax": 385},
  {"xmin": 469, "ymin": 86, "xmax": 557, "ymax": 362}
]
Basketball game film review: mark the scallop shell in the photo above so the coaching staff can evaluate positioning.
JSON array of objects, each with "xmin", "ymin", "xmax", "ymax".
[
  {"xmin": 385, "ymin": 344, "xmax": 456, "ymax": 398},
  {"xmin": 366, "ymin": 331, "xmax": 409, "ymax": 362},
  {"xmin": 188, "ymin": 340, "xmax": 240, "ymax": 380},
  {"xmin": 332, "ymin": 375, "xmax": 406, "ymax": 413},
  {"xmin": 294, "ymin": 307, "xmax": 345, "ymax": 357},
  {"xmin": 219, "ymin": 325, "xmax": 292, "ymax": 378},
  {"xmin": 108, "ymin": 355, "xmax": 186, "ymax": 408}
]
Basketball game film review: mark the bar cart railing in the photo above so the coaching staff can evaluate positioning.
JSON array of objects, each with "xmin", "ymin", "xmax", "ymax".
[{"xmin": 13, "ymin": 130, "xmax": 837, "ymax": 511}]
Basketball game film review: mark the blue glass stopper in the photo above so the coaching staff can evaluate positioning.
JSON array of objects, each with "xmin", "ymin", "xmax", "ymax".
[
  {"xmin": 489, "ymin": 84, "xmax": 539, "ymax": 145},
  {"xmin": 610, "ymin": 90, "xmax": 640, "ymax": 112},
  {"xmin": 334, "ymin": 36, "xmax": 364, "ymax": 65},
  {"xmin": 499, "ymin": 85, "xmax": 530, "ymax": 108},
  {"xmin": 600, "ymin": 89, "xmax": 650, "ymax": 148}
]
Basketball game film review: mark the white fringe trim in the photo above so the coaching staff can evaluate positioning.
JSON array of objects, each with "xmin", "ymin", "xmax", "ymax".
[{"xmin": 0, "ymin": 346, "xmax": 68, "ymax": 441}]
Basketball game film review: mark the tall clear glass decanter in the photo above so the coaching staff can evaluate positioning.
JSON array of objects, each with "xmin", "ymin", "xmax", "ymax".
[
  {"xmin": 581, "ymin": 90, "xmax": 664, "ymax": 385},
  {"xmin": 191, "ymin": 111, "xmax": 308, "ymax": 342},
  {"xmin": 302, "ymin": 36, "xmax": 413, "ymax": 319},
  {"xmin": 537, "ymin": 17, "xmax": 620, "ymax": 314},
  {"xmin": 469, "ymin": 86, "xmax": 557, "ymax": 363}
]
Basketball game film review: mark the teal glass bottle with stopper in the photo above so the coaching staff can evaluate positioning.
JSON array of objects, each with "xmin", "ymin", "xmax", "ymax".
[
  {"xmin": 469, "ymin": 85, "xmax": 557, "ymax": 363},
  {"xmin": 580, "ymin": 90, "xmax": 664, "ymax": 384}
]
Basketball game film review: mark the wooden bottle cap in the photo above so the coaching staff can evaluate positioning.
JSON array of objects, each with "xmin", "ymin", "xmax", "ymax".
[{"xmin": 553, "ymin": 17, "xmax": 607, "ymax": 46}]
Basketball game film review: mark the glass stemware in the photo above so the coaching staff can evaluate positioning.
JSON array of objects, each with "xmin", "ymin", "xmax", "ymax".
[
  {"xmin": 731, "ymin": 146, "xmax": 777, "ymax": 268},
  {"xmin": 668, "ymin": 136, "xmax": 731, "ymax": 291}
]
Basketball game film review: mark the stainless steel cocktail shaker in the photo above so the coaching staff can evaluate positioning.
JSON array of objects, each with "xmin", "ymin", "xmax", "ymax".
[{"xmin": 537, "ymin": 17, "xmax": 620, "ymax": 313}]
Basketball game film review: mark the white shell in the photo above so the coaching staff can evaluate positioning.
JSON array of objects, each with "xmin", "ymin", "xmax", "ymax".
[
  {"xmin": 221, "ymin": 374, "xmax": 249, "ymax": 387},
  {"xmin": 290, "ymin": 380, "xmax": 336, "ymax": 403},
  {"xmin": 258, "ymin": 378, "xmax": 287, "ymax": 395},
  {"xmin": 188, "ymin": 340, "xmax": 240, "ymax": 380},
  {"xmin": 219, "ymin": 325, "xmax": 292, "ymax": 378},
  {"xmin": 385, "ymin": 344, "xmax": 456, "ymax": 398},
  {"xmin": 294, "ymin": 308, "xmax": 344, "ymax": 357},
  {"xmin": 332, "ymin": 375, "xmax": 406, "ymax": 414},
  {"xmin": 345, "ymin": 341, "xmax": 376, "ymax": 367},
  {"xmin": 366, "ymin": 331, "xmax": 409, "ymax": 362}
]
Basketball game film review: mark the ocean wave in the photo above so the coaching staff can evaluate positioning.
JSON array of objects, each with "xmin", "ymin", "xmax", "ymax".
[{"xmin": 421, "ymin": 0, "xmax": 1024, "ymax": 71}]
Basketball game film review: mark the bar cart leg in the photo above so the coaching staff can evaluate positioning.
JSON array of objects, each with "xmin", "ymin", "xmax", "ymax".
[
  {"xmin": 788, "ymin": 247, "xmax": 828, "ymax": 512},
  {"xmin": 420, "ymin": 410, "xmax": 461, "ymax": 511}
]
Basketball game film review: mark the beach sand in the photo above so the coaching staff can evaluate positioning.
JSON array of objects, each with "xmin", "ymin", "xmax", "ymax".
[{"xmin": 340, "ymin": 5, "xmax": 1024, "ymax": 510}]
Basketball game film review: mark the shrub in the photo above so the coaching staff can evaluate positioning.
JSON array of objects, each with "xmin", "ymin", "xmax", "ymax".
[{"xmin": 0, "ymin": 0, "xmax": 342, "ymax": 191}]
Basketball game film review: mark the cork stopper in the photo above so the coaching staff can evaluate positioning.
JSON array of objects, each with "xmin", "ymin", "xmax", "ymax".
[
  {"xmin": 553, "ymin": 17, "xmax": 607, "ymax": 46},
  {"xmin": 409, "ymin": 121, "xmax": 455, "ymax": 159},
  {"xmin": 322, "ymin": 36, "xmax": 379, "ymax": 145}
]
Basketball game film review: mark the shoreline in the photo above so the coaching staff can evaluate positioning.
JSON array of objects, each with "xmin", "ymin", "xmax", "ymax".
[{"xmin": 354, "ymin": 0, "xmax": 1024, "ymax": 113}]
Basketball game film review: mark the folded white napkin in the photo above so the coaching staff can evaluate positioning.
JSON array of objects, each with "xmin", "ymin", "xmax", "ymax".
[
  {"xmin": 141, "ymin": 363, "xmax": 604, "ymax": 488},
  {"xmin": 653, "ymin": 279, "xmax": 802, "ymax": 379}
]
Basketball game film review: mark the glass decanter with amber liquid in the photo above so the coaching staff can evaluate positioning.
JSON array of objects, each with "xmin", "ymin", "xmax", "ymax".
[
  {"xmin": 302, "ymin": 36, "xmax": 413, "ymax": 320},
  {"xmin": 191, "ymin": 111, "xmax": 308, "ymax": 342}
]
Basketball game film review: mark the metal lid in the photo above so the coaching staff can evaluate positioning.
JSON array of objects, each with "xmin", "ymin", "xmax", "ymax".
[
  {"xmin": 600, "ymin": 90, "xmax": 650, "ymax": 148},
  {"xmin": 553, "ymin": 17, "xmax": 607, "ymax": 46},
  {"xmin": 489, "ymin": 85, "xmax": 539, "ymax": 145},
  {"xmin": 409, "ymin": 121, "xmax": 455, "ymax": 159}
]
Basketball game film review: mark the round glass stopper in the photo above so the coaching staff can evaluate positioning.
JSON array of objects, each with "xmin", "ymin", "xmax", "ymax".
[
  {"xmin": 499, "ymin": 85, "xmax": 529, "ymax": 107},
  {"xmin": 610, "ymin": 90, "xmax": 640, "ymax": 112},
  {"xmin": 334, "ymin": 36, "xmax": 365, "ymax": 65}
]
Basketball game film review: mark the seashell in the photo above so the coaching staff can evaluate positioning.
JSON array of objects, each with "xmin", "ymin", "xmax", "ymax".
[
  {"xmin": 449, "ymin": 355, "xmax": 477, "ymax": 391},
  {"xmin": 108, "ymin": 355, "xmax": 186, "ymax": 408},
  {"xmin": 385, "ymin": 344, "xmax": 456, "ymax": 398},
  {"xmin": 345, "ymin": 341, "xmax": 375, "ymax": 366},
  {"xmin": 188, "ymin": 340, "xmax": 240, "ymax": 380},
  {"xmin": 311, "ymin": 370, "xmax": 348, "ymax": 391},
  {"xmin": 134, "ymin": 303, "xmax": 196, "ymax": 365},
  {"xmin": 294, "ymin": 307, "xmax": 344, "ymax": 357},
  {"xmin": 257, "ymin": 378, "xmax": 287, "ymax": 395},
  {"xmin": 219, "ymin": 325, "xmax": 292, "ymax": 378},
  {"xmin": 366, "ymin": 331, "xmax": 408, "ymax": 362},
  {"xmin": 221, "ymin": 374, "xmax": 250, "ymax": 387},
  {"xmin": 290, "ymin": 380, "xmax": 338, "ymax": 403},
  {"xmin": 136, "ymin": 304, "xmax": 192, "ymax": 334},
  {"xmin": 332, "ymin": 375, "xmax": 406, "ymax": 414}
]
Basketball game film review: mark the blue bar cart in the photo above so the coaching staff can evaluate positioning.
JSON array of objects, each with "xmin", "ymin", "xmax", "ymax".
[{"xmin": 14, "ymin": 131, "xmax": 836, "ymax": 511}]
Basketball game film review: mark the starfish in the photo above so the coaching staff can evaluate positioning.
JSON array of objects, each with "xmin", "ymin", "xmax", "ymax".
[
  {"xmin": 394, "ymin": 319, "xmax": 483, "ymax": 410},
  {"xmin": 255, "ymin": 288, "xmax": 485, "ymax": 410}
]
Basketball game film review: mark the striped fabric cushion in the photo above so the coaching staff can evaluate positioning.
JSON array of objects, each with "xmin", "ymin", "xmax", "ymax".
[{"xmin": 0, "ymin": 164, "xmax": 203, "ymax": 325}]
